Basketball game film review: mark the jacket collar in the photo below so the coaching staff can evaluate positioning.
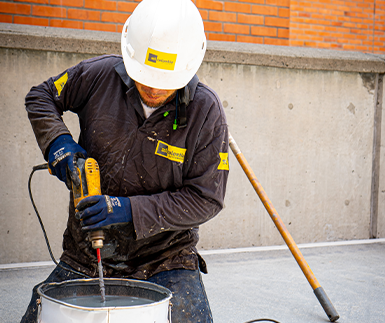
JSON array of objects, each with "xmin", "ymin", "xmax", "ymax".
[{"xmin": 114, "ymin": 60, "xmax": 135, "ymax": 90}]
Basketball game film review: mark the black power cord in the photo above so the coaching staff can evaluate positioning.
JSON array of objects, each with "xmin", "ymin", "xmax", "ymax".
[{"xmin": 28, "ymin": 163, "xmax": 90, "ymax": 279}]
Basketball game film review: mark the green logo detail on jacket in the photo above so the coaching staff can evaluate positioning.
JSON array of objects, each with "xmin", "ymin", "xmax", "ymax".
[
  {"xmin": 155, "ymin": 140, "xmax": 186, "ymax": 163},
  {"xmin": 54, "ymin": 72, "xmax": 68, "ymax": 97},
  {"xmin": 218, "ymin": 152, "xmax": 229, "ymax": 170}
]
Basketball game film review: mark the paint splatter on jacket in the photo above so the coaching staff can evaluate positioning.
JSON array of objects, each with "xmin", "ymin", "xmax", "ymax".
[{"xmin": 26, "ymin": 55, "xmax": 229, "ymax": 279}]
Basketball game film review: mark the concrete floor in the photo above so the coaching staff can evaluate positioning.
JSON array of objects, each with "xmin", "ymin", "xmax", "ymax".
[{"xmin": 1, "ymin": 239, "xmax": 384, "ymax": 323}]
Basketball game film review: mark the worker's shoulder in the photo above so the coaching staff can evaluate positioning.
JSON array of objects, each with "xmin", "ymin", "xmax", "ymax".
[
  {"xmin": 80, "ymin": 54, "xmax": 123, "ymax": 70},
  {"xmin": 194, "ymin": 82, "xmax": 226, "ymax": 123},
  {"xmin": 194, "ymin": 82, "xmax": 222, "ymax": 108}
]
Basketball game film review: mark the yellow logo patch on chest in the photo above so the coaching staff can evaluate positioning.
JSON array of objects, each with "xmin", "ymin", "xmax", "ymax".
[{"xmin": 155, "ymin": 140, "xmax": 186, "ymax": 163}]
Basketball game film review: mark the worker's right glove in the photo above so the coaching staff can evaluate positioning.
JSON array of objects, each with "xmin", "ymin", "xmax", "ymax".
[
  {"xmin": 47, "ymin": 134, "xmax": 87, "ymax": 189},
  {"xmin": 75, "ymin": 195, "xmax": 133, "ymax": 231}
]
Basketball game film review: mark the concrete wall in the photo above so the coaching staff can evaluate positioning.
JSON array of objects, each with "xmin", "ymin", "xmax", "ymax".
[{"xmin": 1, "ymin": 23, "xmax": 384, "ymax": 264}]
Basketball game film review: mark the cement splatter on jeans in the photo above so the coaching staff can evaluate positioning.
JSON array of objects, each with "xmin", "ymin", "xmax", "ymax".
[
  {"xmin": 148, "ymin": 268, "xmax": 213, "ymax": 323},
  {"xmin": 20, "ymin": 262, "xmax": 213, "ymax": 323}
]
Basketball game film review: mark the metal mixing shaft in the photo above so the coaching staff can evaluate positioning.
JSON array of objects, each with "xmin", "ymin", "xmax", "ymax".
[{"xmin": 91, "ymin": 230, "xmax": 106, "ymax": 303}]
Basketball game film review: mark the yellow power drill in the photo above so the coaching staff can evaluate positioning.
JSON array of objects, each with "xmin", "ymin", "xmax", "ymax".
[
  {"xmin": 72, "ymin": 158, "xmax": 105, "ymax": 249},
  {"xmin": 72, "ymin": 157, "xmax": 106, "ymax": 302}
]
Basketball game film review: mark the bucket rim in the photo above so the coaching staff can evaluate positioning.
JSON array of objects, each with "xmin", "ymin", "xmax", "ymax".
[{"xmin": 37, "ymin": 278, "xmax": 172, "ymax": 311}]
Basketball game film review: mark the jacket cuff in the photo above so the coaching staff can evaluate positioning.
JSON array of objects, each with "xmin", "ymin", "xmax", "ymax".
[
  {"xmin": 42, "ymin": 131, "xmax": 72, "ymax": 160},
  {"xmin": 128, "ymin": 195, "xmax": 148, "ymax": 240}
]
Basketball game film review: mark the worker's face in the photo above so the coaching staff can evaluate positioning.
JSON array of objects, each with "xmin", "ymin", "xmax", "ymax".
[{"xmin": 135, "ymin": 82, "xmax": 177, "ymax": 108}]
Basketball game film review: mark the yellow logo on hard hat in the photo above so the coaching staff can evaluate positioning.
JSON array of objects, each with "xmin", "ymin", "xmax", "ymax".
[
  {"xmin": 218, "ymin": 153, "xmax": 229, "ymax": 170},
  {"xmin": 54, "ymin": 72, "xmax": 68, "ymax": 97},
  {"xmin": 145, "ymin": 48, "xmax": 177, "ymax": 71}
]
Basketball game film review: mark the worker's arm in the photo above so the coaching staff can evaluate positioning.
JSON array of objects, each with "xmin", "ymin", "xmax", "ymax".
[
  {"xmin": 26, "ymin": 71, "xmax": 82, "ymax": 157},
  {"xmin": 25, "ymin": 56, "xmax": 114, "ymax": 157},
  {"xmin": 25, "ymin": 58, "xmax": 103, "ymax": 185}
]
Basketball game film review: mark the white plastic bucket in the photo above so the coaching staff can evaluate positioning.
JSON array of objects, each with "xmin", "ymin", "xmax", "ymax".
[{"xmin": 37, "ymin": 278, "xmax": 172, "ymax": 323}]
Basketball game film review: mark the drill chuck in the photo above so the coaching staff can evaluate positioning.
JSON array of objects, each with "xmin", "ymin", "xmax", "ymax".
[{"xmin": 90, "ymin": 230, "xmax": 105, "ymax": 249}]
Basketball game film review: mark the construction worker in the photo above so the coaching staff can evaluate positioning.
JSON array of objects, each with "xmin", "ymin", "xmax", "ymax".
[{"xmin": 21, "ymin": 0, "xmax": 229, "ymax": 321}]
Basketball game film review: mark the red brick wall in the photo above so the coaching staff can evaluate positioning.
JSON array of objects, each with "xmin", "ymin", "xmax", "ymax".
[
  {"xmin": 197, "ymin": 0, "xmax": 290, "ymax": 45},
  {"xmin": 290, "ymin": 0, "xmax": 385, "ymax": 54},
  {"xmin": 0, "ymin": 0, "xmax": 139, "ymax": 32},
  {"xmin": 0, "ymin": 0, "xmax": 383, "ymax": 54}
]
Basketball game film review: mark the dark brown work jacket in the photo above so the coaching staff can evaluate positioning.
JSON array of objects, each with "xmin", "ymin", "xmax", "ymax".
[{"xmin": 26, "ymin": 55, "xmax": 229, "ymax": 279}]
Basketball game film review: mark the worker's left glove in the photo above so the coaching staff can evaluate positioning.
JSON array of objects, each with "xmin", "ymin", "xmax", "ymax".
[
  {"xmin": 47, "ymin": 134, "xmax": 87, "ymax": 189},
  {"xmin": 75, "ymin": 195, "xmax": 132, "ymax": 231}
]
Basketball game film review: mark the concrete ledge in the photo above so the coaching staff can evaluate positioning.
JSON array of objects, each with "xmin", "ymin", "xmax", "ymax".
[
  {"xmin": 1, "ymin": 23, "xmax": 384, "ymax": 73},
  {"xmin": 206, "ymin": 41, "xmax": 385, "ymax": 73},
  {"xmin": 0, "ymin": 23, "xmax": 120, "ymax": 55}
]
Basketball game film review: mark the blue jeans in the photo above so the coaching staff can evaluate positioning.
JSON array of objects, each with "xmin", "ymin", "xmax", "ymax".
[{"xmin": 20, "ymin": 261, "xmax": 213, "ymax": 323}]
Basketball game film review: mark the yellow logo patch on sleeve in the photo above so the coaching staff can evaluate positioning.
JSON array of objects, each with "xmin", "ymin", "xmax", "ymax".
[
  {"xmin": 54, "ymin": 72, "xmax": 68, "ymax": 97},
  {"xmin": 155, "ymin": 140, "xmax": 186, "ymax": 163},
  {"xmin": 218, "ymin": 152, "xmax": 229, "ymax": 170},
  {"xmin": 145, "ymin": 48, "xmax": 177, "ymax": 71}
]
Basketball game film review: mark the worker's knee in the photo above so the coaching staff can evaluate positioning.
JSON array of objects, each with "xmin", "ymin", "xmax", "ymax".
[{"xmin": 148, "ymin": 269, "xmax": 213, "ymax": 323}]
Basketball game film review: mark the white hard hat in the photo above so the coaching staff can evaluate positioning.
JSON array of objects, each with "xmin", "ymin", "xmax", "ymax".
[{"xmin": 121, "ymin": 0, "xmax": 207, "ymax": 90}]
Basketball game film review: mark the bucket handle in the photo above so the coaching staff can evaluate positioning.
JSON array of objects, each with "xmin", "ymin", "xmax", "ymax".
[
  {"xmin": 36, "ymin": 298, "xmax": 42, "ymax": 322},
  {"xmin": 168, "ymin": 301, "xmax": 172, "ymax": 323}
]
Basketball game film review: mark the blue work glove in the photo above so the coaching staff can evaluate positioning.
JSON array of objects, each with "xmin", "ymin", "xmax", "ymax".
[
  {"xmin": 47, "ymin": 134, "xmax": 87, "ymax": 189},
  {"xmin": 75, "ymin": 195, "xmax": 132, "ymax": 230}
]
